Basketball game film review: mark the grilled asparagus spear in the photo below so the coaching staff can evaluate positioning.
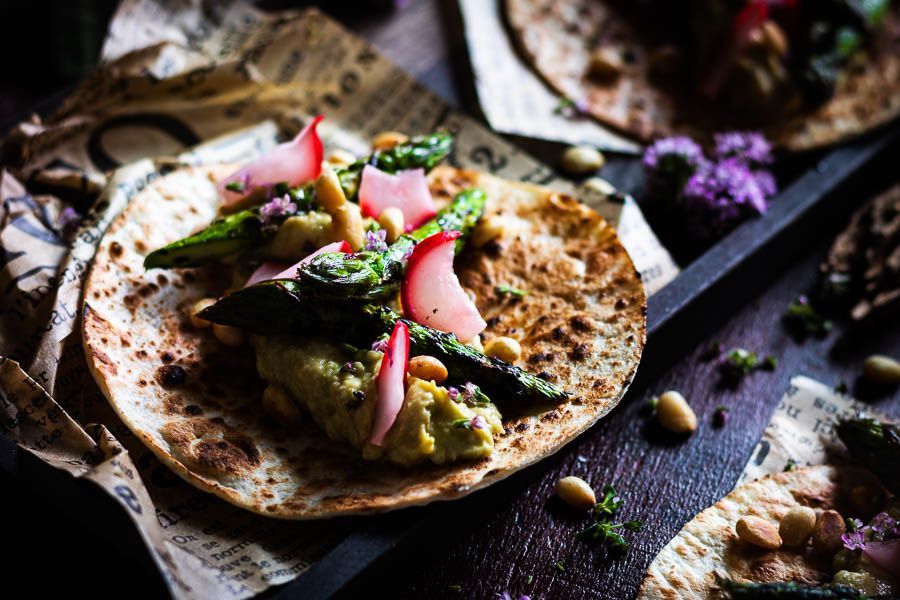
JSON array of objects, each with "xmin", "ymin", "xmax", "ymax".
[
  {"xmin": 297, "ymin": 188, "xmax": 486, "ymax": 300},
  {"xmin": 198, "ymin": 280, "xmax": 569, "ymax": 405},
  {"xmin": 719, "ymin": 578, "xmax": 886, "ymax": 599},
  {"xmin": 836, "ymin": 417, "xmax": 900, "ymax": 495},
  {"xmin": 144, "ymin": 131, "xmax": 453, "ymax": 269}
]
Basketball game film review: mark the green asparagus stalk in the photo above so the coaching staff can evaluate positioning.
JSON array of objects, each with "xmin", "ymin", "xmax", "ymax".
[
  {"xmin": 297, "ymin": 188, "xmax": 486, "ymax": 301},
  {"xmin": 835, "ymin": 417, "xmax": 900, "ymax": 495},
  {"xmin": 718, "ymin": 578, "xmax": 886, "ymax": 599},
  {"xmin": 144, "ymin": 131, "xmax": 453, "ymax": 269},
  {"xmin": 198, "ymin": 280, "xmax": 569, "ymax": 405}
]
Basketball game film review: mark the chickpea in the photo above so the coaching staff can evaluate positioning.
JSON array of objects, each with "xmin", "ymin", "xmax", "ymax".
[
  {"xmin": 656, "ymin": 390, "xmax": 697, "ymax": 434},
  {"xmin": 556, "ymin": 476, "xmax": 597, "ymax": 511},
  {"xmin": 471, "ymin": 215, "xmax": 505, "ymax": 248},
  {"xmin": 484, "ymin": 336, "xmax": 522, "ymax": 364},
  {"xmin": 812, "ymin": 510, "xmax": 846, "ymax": 555},
  {"xmin": 315, "ymin": 165, "xmax": 348, "ymax": 211},
  {"xmin": 561, "ymin": 145, "xmax": 605, "ymax": 176},
  {"xmin": 779, "ymin": 506, "xmax": 816, "ymax": 546},
  {"xmin": 736, "ymin": 516, "xmax": 782, "ymax": 549},
  {"xmin": 408, "ymin": 355, "xmax": 448, "ymax": 384},
  {"xmin": 213, "ymin": 323, "xmax": 245, "ymax": 346},
  {"xmin": 378, "ymin": 207, "xmax": 405, "ymax": 243},
  {"xmin": 372, "ymin": 131, "xmax": 409, "ymax": 151},
  {"xmin": 189, "ymin": 298, "xmax": 217, "ymax": 328}
]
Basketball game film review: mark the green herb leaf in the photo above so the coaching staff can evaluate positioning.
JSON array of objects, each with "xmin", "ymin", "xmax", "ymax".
[
  {"xmin": 785, "ymin": 296, "xmax": 832, "ymax": 336},
  {"xmin": 452, "ymin": 418, "xmax": 472, "ymax": 430},
  {"xmin": 527, "ymin": 575, "xmax": 534, "ymax": 585},
  {"xmin": 224, "ymin": 181, "xmax": 245, "ymax": 193},
  {"xmin": 555, "ymin": 560, "xmax": 566, "ymax": 572},
  {"xmin": 447, "ymin": 584, "xmax": 462, "ymax": 593},
  {"xmin": 553, "ymin": 97, "xmax": 576, "ymax": 115},
  {"xmin": 496, "ymin": 284, "xmax": 528, "ymax": 298},
  {"xmin": 783, "ymin": 458, "xmax": 797, "ymax": 472},
  {"xmin": 835, "ymin": 380, "xmax": 849, "ymax": 394}
]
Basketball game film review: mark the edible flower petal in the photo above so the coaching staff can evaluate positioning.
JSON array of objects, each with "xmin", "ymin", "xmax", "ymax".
[
  {"xmin": 244, "ymin": 240, "xmax": 351, "ymax": 286},
  {"xmin": 713, "ymin": 131, "xmax": 774, "ymax": 166},
  {"xmin": 219, "ymin": 115, "xmax": 324, "ymax": 209},
  {"xmin": 364, "ymin": 228, "xmax": 388, "ymax": 252},
  {"xmin": 259, "ymin": 194, "xmax": 298, "ymax": 226},
  {"xmin": 359, "ymin": 165, "xmax": 437, "ymax": 231},
  {"xmin": 370, "ymin": 320, "xmax": 410, "ymax": 446}
]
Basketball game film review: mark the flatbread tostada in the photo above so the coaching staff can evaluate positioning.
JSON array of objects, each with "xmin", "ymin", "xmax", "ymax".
[
  {"xmin": 505, "ymin": 0, "xmax": 900, "ymax": 150},
  {"xmin": 82, "ymin": 123, "xmax": 646, "ymax": 519}
]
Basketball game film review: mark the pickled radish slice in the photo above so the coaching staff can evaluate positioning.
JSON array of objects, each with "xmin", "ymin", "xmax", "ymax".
[
  {"xmin": 359, "ymin": 165, "xmax": 436, "ymax": 231},
  {"xmin": 370, "ymin": 321, "xmax": 410, "ymax": 447}
]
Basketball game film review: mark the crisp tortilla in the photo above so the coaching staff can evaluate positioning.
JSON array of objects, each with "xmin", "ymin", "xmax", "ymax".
[
  {"xmin": 638, "ymin": 465, "xmax": 881, "ymax": 599},
  {"xmin": 81, "ymin": 164, "xmax": 646, "ymax": 519},
  {"xmin": 505, "ymin": 0, "xmax": 900, "ymax": 151}
]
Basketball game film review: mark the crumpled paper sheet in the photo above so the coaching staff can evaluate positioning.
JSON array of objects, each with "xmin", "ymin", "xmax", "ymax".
[
  {"xmin": 739, "ymin": 375, "xmax": 895, "ymax": 484},
  {"xmin": 0, "ymin": 1, "xmax": 677, "ymax": 597},
  {"xmin": 457, "ymin": 0, "xmax": 642, "ymax": 153}
]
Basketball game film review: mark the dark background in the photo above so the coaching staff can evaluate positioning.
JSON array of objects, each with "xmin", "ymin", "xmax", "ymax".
[{"xmin": 2, "ymin": 1, "xmax": 898, "ymax": 599}]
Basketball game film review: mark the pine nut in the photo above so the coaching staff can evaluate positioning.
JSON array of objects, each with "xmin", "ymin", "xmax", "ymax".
[
  {"xmin": 779, "ymin": 506, "xmax": 816, "ymax": 546},
  {"xmin": 372, "ymin": 131, "xmax": 409, "ymax": 151},
  {"xmin": 862, "ymin": 355, "xmax": 900, "ymax": 385},
  {"xmin": 812, "ymin": 510, "xmax": 846, "ymax": 555},
  {"xmin": 581, "ymin": 177, "xmax": 616, "ymax": 200},
  {"xmin": 331, "ymin": 203, "xmax": 366, "ymax": 250},
  {"xmin": 378, "ymin": 207, "xmax": 405, "ymax": 243},
  {"xmin": 736, "ymin": 516, "xmax": 782, "ymax": 549},
  {"xmin": 561, "ymin": 146, "xmax": 605, "ymax": 176},
  {"xmin": 556, "ymin": 476, "xmax": 597, "ymax": 511},
  {"xmin": 471, "ymin": 216, "xmax": 505, "ymax": 247},
  {"xmin": 326, "ymin": 149, "xmax": 357, "ymax": 168},
  {"xmin": 484, "ymin": 336, "xmax": 522, "ymax": 364},
  {"xmin": 213, "ymin": 323, "xmax": 245, "ymax": 346},
  {"xmin": 315, "ymin": 165, "xmax": 348, "ymax": 211},
  {"xmin": 408, "ymin": 355, "xmax": 448, "ymax": 384},
  {"xmin": 656, "ymin": 390, "xmax": 697, "ymax": 434},
  {"xmin": 189, "ymin": 298, "xmax": 217, "ymax": 328}
]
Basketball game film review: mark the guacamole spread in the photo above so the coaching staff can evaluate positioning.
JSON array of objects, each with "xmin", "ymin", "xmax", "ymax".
[{"xmin": 253, "ymin": 337, "xmax": 503, "ymax": 466}]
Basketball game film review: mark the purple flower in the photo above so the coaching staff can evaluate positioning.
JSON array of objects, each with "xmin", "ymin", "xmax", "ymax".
[
  {"xmin": 259, "ymin": 194, "xmax": 297, "ymax": 225},
  {"xmin": 470, "ymin": 415, "xmax": 488, "ymax": 430},
  {"xmin": 371, "ymin": 337, "xmax": 389, "ymax": 353},
  {"xmin": 462, "ymin": 382, "xmax": 478, "ymax": 402},
  {"xmin": 714, "ymin": 131, "xmax": 773, "ymax": 167},
  {"xmin": 681, "ymin": 159, "xmax": 772, "ymax": 238},
  {"xmin": 56, "ymin": 206, "xmax": 81, "ymax": 233},
  {"xmin": 643, "ymin": 136, "xmax": 706, "ymax": 172},
  {"xmin": 870, "ymin": 513, "xmax": 898, "ymax": 535},
  {"xmin": 364, "ymin": 228, "xmax": 388, "ymax": 252},
  {"xmin": 447, "ymin": 386, "xmax": 460, "ymax": 401},
  {"xmin": 841, "ymin": 530, "xmax": 867, "ymax": 551}
]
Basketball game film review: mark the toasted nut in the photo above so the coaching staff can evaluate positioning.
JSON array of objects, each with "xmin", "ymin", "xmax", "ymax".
[
  {"xmin": 189, "ymin": 298, "xmax": 217, "ymax": 328},
  {"xmin": 862, "ymin": 355, "xmax": 900, "ymax": 385},
  {"xmin": 378, "ymin": 207, "xmax": 405, "ymax": 243},
  {"xmin": 736, "ymin": 516, "xmax": 782, "ymax": 549},
  {"xmin": 372, "ymin": 131, "xmax": 409, "ymax": 151},
  {"xmin": 213, "ymin": 323, "xmax": 245, "ymax": 346},
  {"xmin": 331, "ymin": 203, "xmax": 366, "ymax": 250},
  {"xmin": 465, "ymin": 335, "xmax": 484, "ymax": 352},
  {"xmin": 581, "ymin": 177, "xmax": 616, "ymax": 200},
  {"xmin": 561, "ymin": 145, "xmax": 605, "ymax": 176},
  {"xmin": 761, "ymin": 20, "xmax": 789, "ymax": 57},
  {"xmin": 262, "ymin": 385, "xmax": 302, "ymax": 426},
  {"xmin": 471, "ymin": 215, "xmax": 505, "ymax": 247},
  {"xmin": 326, "ymin": 149, "xmax": 357, "ymax": 168},
  {"xmin": 588, "ymin": 48, "xmax": 622, "ymax": 81},
  {"xmin": 408, "ymin": 355, "xmax": 448, "ymax": 384},
  {"xmin": 556, "ymin": 476, "xmax": 597, "ymax": 511},
  {"xmin": 656, "ymin": 390, "xmax": 697, "ymax": 434},
  {"xmin": 812, "ymin": 509, "xmax": 846, "ymax": 555},
  {"xmin": 484, "ymin": 336, "xmax": 522, "ymax": 364},
  {"xmin": 315, "ymin": 165, "xmax": 348, "ymax": 211},
  {"xmin": 779, "ymin": 506, "xmax": 816, "ymax": 546}
]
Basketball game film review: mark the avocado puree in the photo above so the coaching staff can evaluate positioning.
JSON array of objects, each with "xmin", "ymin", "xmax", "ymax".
[{"xmin": 253, "ymin": 337, "xmax": 503, "ymax": 466}]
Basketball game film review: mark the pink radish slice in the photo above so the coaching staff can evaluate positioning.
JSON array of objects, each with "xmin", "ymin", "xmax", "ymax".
[
  {"xmin": 370, "ymin": 320, "xmax": 410, "ymax": 447},
  {"xmin": 359, "ymin": 165, "xmax": 436, "ymax": 231},
  {"xmin": 244, "ymin": 240, "xmax": 351, "ymax": 286},
  {"xmin": 219, "ymin": 115, "xmax": 325, "ymax": 209},
  {"xmin": 401, "ymin": 231, "xmax": 486, "ymax": 341},
  {"xmin": 863, "ymin": 539, "xmax": 900, "ymax": 579}
]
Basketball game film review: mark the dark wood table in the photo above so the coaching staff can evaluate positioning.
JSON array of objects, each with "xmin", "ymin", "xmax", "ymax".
[{"xmin": 2, "ymin": 2, "xmax": 898, "ymax": 599}]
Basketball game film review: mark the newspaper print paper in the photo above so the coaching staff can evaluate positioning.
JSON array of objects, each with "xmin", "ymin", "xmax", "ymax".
[
  {"xmin": 457, "ymin": 0, "xmax": 642, "ymax": 153},
  {"xmin": 739, "ymin": 375, "xmax": 895, "ymax": 484},
  {"xmin": 0, "ymin": 1, "xmax": 676, "ymax": 597}
]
